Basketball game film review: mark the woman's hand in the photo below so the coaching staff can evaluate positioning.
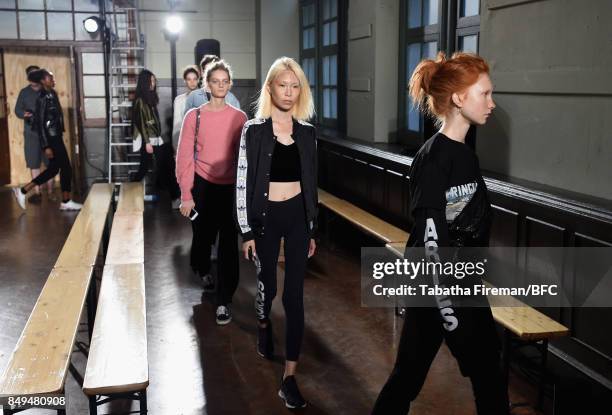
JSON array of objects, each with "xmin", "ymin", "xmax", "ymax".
[
  {"xmin": 145, "ymin": 143, "xmax": 154, "ymax": 154},
  {"xmin": 308, "ymin": 238, "xmax": 316, "ymax": 258},
  {"xmin": 242, "ymin": 240, "xmax": 257, "ymax": 260},
  {"xmin": 179, "ymin": 199, "xmax": 195, "ymax": 218}
]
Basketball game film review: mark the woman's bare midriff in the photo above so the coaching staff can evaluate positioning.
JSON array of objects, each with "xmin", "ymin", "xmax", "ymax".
[{"xmin": 269, "ymin": 181, "xmax": 301, "ymax": 201}]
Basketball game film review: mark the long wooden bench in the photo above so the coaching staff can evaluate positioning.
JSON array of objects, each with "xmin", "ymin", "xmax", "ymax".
[
  {"xmin": 318, "ymin": 188, "xmax": 409, "ymax": 244},
  {"xmin": 385, "ymin": 241, "xmax": 569, "ymax": 409},
  {"xmin": 83, "ymin": 182, "xmax": 148, "ymax": 415},
  {"xmin": 0, "ymin": 183, "xmax": 113, "ymax": 415}
]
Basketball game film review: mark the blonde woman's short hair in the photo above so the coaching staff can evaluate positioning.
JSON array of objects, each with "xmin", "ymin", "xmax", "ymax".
[{"xmin": 255, "ymin": 57, "xmax": 315, "ymax": 121}]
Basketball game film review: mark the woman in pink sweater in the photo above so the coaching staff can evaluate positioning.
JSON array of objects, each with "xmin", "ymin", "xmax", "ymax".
[{"xmin": 176, "ymin": 60, "xmax": 247, "ymax": 325}]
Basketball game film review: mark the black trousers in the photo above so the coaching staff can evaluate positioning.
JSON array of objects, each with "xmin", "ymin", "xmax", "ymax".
[
  {"xmin": 190, "ymin": 174, "xmax": 239, "ymax": 306},
  {"xmin": 133, "ymin": 142, "xmax": 180, "ymax": 200},
  {"xmin": 372, "ymin": 307, "xmax": 509, "ymax": 415},
  {"xmin": 254, "ymin": 193, "xmax": 310, "ymax": 361},
  {"xmin": 32, "ymin": 135, "xmax": 71, "ymax": 192}
]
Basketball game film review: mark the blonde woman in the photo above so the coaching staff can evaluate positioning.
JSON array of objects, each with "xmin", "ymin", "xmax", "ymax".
[{"xmin": 234, "ymin": 57, "xmax": 318, "ymax": 408}]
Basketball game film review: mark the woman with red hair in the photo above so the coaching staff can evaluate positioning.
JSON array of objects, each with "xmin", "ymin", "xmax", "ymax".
[{"xmin": 372, "ymin": 52, "xmax": 509, "ymax": 414}]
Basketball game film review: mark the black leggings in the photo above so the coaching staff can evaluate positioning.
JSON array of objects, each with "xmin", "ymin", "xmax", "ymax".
[
  {"xmin": 32, "ymin": 135, "xmax": 71, "ymax": 192},
  {"xmin": 133, "ymin": 142, "xmax": 180, "ymax": 200},
  {"xmin": 372, "ymin": 307, "xmax": 509, "ymax": 414},
  {"xmin": 191, "ymin": 174, "xmax": 239, "ymax": 306},
  {"xmin": 255, "ymin": 193, "xmax": 310, "ymax": 362}
]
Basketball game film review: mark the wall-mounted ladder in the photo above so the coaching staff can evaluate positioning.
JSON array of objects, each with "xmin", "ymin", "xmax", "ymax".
[{"xmin": 107, "ymin": 0, "xmax": 145, "ymax": 184}]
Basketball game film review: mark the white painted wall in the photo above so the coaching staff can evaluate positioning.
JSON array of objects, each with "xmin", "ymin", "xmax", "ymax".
[
  {"xmin": 139, "ymin": 0, "xmax": 256, "ymax": 79},
  {"xmin": 259, "ymin": 0, "xmax": 300, "ymax": 83}
]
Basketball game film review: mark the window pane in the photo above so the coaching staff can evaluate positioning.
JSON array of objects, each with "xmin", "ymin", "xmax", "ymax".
[
  {"xmin": 330, "ymin": 20, "xmax": 337, "ymax": 45},
  {"xmin": 303, "ymin": 27, "xmax": 315, "ymax": 49},
  {"xmin": 75, "ymin": 13, "xmax": 101, "ymax": 40},
  {"xmin": 302, "ymin": 57, "xmax": 315, "ymax": 88},
  {"xmin": 330, "ymin": 54, "xmax": 337, "ymax": 85},
  {"xmin": 74, "ymin": 0, "xmax": 100, "ymax": 12},
  {"xmin": 322, "ymin": 56, "xmax": 330, "ymax": 86},
  {"xmin": 18, "ymin": 0, "xmax": 44, "ymax": 9},
  {"xmin": 323, "ymin": 0, "xmax": 337, "ymax": 20},
  {"xmin": 0, "ymin": 0, "xmax": 15, "ymax": 7},
  {"xmin": 459, "ymin": 35, "xmax": 478, "ymax": 53},
  {"xmin": 322, "ymin": 21, "xmax": 337, "ymax": 46},
  {"xmin": 331, "ymin": 88, "xmax": 337, "ymax": 118},
  {"xmin": 408, "ymin": 0, "xmax": 422, "ymax": 28},
  {"xmin": 460, "ymin": 0, "xmax": 480, "ymax": 17},
  {"xmin": 323, "ymin": 88, "xmax": 330, "ymax": 118},
  {"xmin": 47, "ymin": 0, "xmax": 73, "ymax": 10},
  {"xmin": 19, "ymin": 12, "xmax": 45, "ymax": 40},
  {"xmin": 83, "ymin": 75, "xmax": 105, "ymax": 96},
  {"xmin": 47, "ymin": 13, "xmax": 73, "ymax": 40},
  {"xmin": 423, "ymin": 0, "xmax": 439, "ymax": 26},
  {"xmin": 82, "ymin": 53, "xmax": 104, "ymax": 74},
  {"xmin": 406, "ymin": 43, "xmax": 421, "ymax": 132},
  {"xmin": 84, "ymin": 97, "xmax": 106, "ymax": 119},
  {"xmin": 423, "ymin": 41, "xmax": 437, "ymax": 59},
  {"xmin": 0, "ymin": 11, "xmax": 17, "ymax": 39},
  {"xmin": 302, "ymin": 4, "xmax": 315, "ymax": 26}
]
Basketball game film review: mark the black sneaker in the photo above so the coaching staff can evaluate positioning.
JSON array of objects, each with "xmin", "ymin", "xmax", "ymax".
[
  {"xmin": 215, "ymin": 305, "xmax": 232, "ymax": 325},
  {"xmin": 201, "ymin": 273, "xmax": 215, "ymax": 292},
  {"xmin": 257, "ymin": 321, "xmax": 274, "ymax": 359},
  {"xmin": 278, "ymin": 375, "xmax": 307, "ymax": 409}
]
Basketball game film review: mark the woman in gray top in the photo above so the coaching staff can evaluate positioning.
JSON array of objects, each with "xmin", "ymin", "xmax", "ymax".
[{"xmin": 15, "ymin": 65, "xmax": 53, "ymax": 197}]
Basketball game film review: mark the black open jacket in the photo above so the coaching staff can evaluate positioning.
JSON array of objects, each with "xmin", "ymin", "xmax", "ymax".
[
  {"xmin": 35, "ymin": 88, "xmax": 64, "ymax": 149},
  {"xmin": 234, "ymin": 117, "xmax": 319, "ymax": 242}
]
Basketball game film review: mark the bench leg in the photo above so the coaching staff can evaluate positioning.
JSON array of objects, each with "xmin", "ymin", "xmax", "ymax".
[
  {"xmin": 139, "ymin": 390, "xmax": 147, "ymax": 414},
  {"xmin": 87, "ymin": 276, "xmax": 97, "ymax": 341},
  {"xmin": 501, "ymin": 328, "xmax": 511, "ymax": 385},
  {"xmin": 537, "ymin": 339, "xmax": 549, "ymax": 410},
  {"xmin": 89, "ymin": 395, "xmax": 98, "ymax": 415}
]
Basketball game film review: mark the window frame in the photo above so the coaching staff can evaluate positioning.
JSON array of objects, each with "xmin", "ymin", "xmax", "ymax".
[
  {"xmin": 299, "ymin": 0, "xmax": 347, "ymax": 134},
  {"xmin": 398, "ymin": 0, "xmax": 481, "ymax": 150}
]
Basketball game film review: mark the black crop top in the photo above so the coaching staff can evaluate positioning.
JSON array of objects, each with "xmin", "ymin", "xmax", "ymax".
[{"xmin": 269, "ymin": 139, "xmax": 301, "ymax": 182}]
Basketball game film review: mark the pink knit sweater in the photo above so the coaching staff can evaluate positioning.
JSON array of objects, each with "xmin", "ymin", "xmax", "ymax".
[{"xmin": 176, "ymin": 104, "xmax": 247, "ymax": 201}]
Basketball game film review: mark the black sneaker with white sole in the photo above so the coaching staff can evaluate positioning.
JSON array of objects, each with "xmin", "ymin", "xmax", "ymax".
[
  {"xmin": 257, "ymin": 321, "xmax": 274, "ymax": 359},
  {"xmin": 215, "ymin": 305, "xmax": 232, "ymax": 325},
  {"xmin": 278, "ymin": 375, "xmax": 306, "ymax": 409}
]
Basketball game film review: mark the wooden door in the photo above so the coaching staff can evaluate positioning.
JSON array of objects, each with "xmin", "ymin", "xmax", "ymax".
[
  {"xmin": 4, "ymin": 47, "xmax": 74, "ymax": 186},
  {"xmin": 0, "ymin": 50, "xmax": 10, "ymax": 185}
]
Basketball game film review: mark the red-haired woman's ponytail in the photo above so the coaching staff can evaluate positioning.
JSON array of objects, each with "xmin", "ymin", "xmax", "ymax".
[{"xmin": 408, "ymin": 51, "xmax": 489, "ymax": 124}]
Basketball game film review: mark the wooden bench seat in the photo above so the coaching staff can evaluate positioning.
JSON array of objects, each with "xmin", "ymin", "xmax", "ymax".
[
  {"xmin": 0, "ymin": 266, "xmax": 94, "ymax": 397},
  {"xmin": 83, "ymin": 263, "xmax": 148, "ymax": 396},
  {"xmin": 83, "ymin": 182, "xmax": 148, "ymax": 414},
  {"xmin": 318, "ymin": 188, "xmax": 409, "ymax": 244},
  {"xmin": 115, "ymin": 182, "xmax": 145, "ymax": 215},
  {"xmin": 54, "ymin": 183, "xmax": 113, "ymax": 268}
]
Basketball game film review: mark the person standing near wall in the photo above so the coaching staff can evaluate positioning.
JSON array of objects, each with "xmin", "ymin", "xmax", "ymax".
[
  {"xmin": 172, "ymin": 65, "xmax": 200, "ymax": 150},
  {"xmin": 235, "ymin": 57, "xmax": 318, "ymax": 409},
  {"xmin": 183, "ymin": 54, "xmax": 241, "ymax": 114},
  {"xmin": 15, "ymin": 65, "xmax": 54, "ymax": 201},
  {"xmin": 371, "ymin": 52, "xmax": 508, "ymax": 415},
  {"xmin": 12, "ymin": 69, "xmax": 82, "ymax": 211},
  {"xmin": 176, "ymin": 60, "xmax": 247, "ymax": 324},
  {"xmin": 132, "ymin": 69, "xmax": 181, "ymax": 209}
]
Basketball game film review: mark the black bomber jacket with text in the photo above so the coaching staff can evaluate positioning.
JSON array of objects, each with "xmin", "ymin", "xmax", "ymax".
[{"xmin": 234, "ymin": 117, "xmax": 319, "ymax": 242}]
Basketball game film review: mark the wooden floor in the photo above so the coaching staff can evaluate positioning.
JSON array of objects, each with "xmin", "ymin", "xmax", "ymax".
[{"xmin": 0, "ymin": 187, "xmax": 544, "ymax": 414}]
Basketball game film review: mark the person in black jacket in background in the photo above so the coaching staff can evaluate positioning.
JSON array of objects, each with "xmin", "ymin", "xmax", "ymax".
[
  {"xmin": 13, "ymin": 69, "xmax": 82, "ymax": 211},
  {"xmin": 235, "ymin": 57, "xmax": 318, "ymax": 409},
  {"xmin": 372, "ymin": 52, "xmax": 509, "ymax": 415}
]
